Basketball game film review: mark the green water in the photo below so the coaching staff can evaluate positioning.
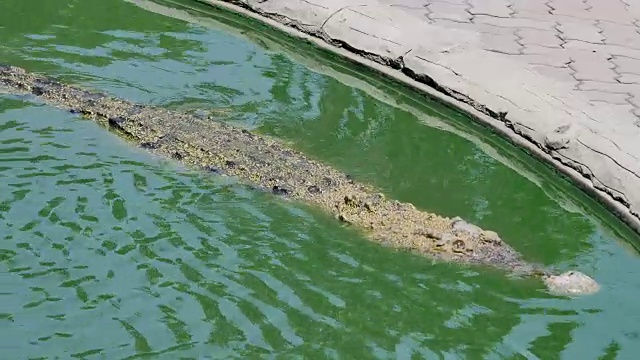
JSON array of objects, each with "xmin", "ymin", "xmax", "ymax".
[{"xmin": 1, "ymin": 0, "xmax": 640, "ymax": 358}]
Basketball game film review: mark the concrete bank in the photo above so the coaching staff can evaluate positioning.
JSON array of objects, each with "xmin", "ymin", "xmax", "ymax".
[{"xmin": 186, "ymin": 0, "xmax": 640, "ymax": 235}]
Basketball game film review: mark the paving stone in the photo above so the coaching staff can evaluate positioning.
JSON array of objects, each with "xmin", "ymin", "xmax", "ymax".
[
  {"xmin": 425, "ymin": 18, "xmax": 471, "ymax": 31},
  {"xmin": 386, "ymin": 2, "xmax": 428, "ymax": 13},
  {"xmin": 468, "ymin": 0, "xmax": 512, "ymax": 18},
  {"xmin": 378, "ymin": 0, "xmax": 424, "ymax": 6},
  {"xmin": 474, "ymin": 14, "xmax": 557, "ymax": 31},
  {"xmin": 426, "ymin": 1, "xmax": 473, "ymax": 23},
  {"xmin": 568, "ymin": 55, "xmax": 616, "ymax": 84},
  {"xmin": 482, "ymin": 32, "xmax": 523, "ymax": 54},
  {"xmin": 633, "ymin": 108, "xmax": 640, "ymax": 124},
  {"xmin": 599, "ymin": 22, "xmax": 640, "ymax": 49},
  {"xmin": 512, "ymin": 10, "xmax": 564, "ymax": 23},
  {"xmin": 563, "ymin": 40, "xmax": 640, "ymax": 59},
  {"xmin": 619, "ymin": 73, "xmax": 640, "ymax": 84},
  {"xmin": 586, "ymin": 0, "xmax": 637, "ymax": 24},
  {"xmin": 578, "ymin": 80, "xmax": 640, "ymax": 95},
  {"xmin": 600, "ymin": 105, "xmax": 639, "ymax": 124},
  {"xmin": 566, "ymin": 47, "xmax": 613, "ymax": 61},
  {"xmin": 557, "ymin": 20, "xmax": 605, "ymax": 43},
  {"xmin": 569, "ymin": 62, "xmax": 618, "ymax": 82},
  {"xmin": 426, "ymin": 0, "xmax": 469, "ymax": 4},
  {"xmin": 428, "ymin": 19, "xmax": 500, "ymax": 34},
  {"xmin": 548, "ymin": 0, "xmax": 589, "ymax": 15},
  {"xmin": 472, "ymin": 22, "xmax": 522, "ymax": 36},
  {"xmin": 628, "ymin": 92, "xmax": 640, "ymax": 108},
  {"xmin": 521, "ymin": 45, "xmax": 573, "ymax": 65},
  {"xmin": 518, "ymin": 28, "xmax": 564, "ymax": 48},
  {"xmin": 548, "ymin": 0, "xmax": 635, "ymax": 24},
  {"xmin": 510, "ymin": 0, "xmax": 551, "ymax": 14},
  {"xmin": 576, "ymin": 90, "xmax": 632, "ymax": 104},
  {"xmin": 531, "ymin": 64, "xmax": 577, "ymax": 83},
  {"xmin": 626, "ymin": 2, "xmax": 640, "ymax": 19},
  {"xmin": 612, "ymin": 56, "xmax": 640, "ymax": 75}
]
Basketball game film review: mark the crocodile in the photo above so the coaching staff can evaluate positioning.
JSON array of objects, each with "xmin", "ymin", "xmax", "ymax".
[{"xmin": 0, "ymin": 65, "xmax": 599, "ymax": 296}]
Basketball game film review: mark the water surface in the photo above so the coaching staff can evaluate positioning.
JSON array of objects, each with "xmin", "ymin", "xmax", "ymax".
[{"xmin": 1, "ymin": 0, "xmax": 640, "ymax": 358}]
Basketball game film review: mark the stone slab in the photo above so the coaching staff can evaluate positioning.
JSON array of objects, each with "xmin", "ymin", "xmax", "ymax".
[{"xmin": 201, "ymin": 0, "xmax": 640, "ymax": 233}]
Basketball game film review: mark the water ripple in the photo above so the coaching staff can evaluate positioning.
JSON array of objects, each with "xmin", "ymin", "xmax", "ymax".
[
  {"xmin": 0, "ymin": 98, "xmax": 541, "ymax": 358},
  {"xmin": 2, "ymin": 0, "xmax": 640, "ymax": 357}
]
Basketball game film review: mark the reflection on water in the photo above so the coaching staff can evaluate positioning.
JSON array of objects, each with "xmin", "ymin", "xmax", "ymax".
[{"xmin": 1, "ymin": 0, "xmax": 640, "ymax": 358}]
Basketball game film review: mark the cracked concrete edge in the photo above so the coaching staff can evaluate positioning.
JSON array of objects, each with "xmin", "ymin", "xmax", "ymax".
[{"xmin": 194, "ymin": 0, "xmax": 640, "ymax": 234}]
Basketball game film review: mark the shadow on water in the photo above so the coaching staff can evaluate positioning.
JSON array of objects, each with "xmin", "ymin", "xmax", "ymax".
[{"xmin": 0, "ymin": 0, "xmax": 639, "ymax": 358}]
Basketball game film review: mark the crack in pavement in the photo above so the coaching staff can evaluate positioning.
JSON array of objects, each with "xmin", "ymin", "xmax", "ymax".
[
  {"xmin": 320, "ymin": 5, "xmax": 352, "ymax": 30},
  {"xmin": 415, "ymin": 55, "xmax": 462, "ymax": 76},
  {"xmin": 348, "ymin": 27, "xmax": 403, "ymax": 46},
  {"xmin": 552, "ymin": 150, "xmax": 630, "ymax": 204},
  {"xmin": 576, "ymin": 138, "xmax": 640, "ymax": 180},
  {"xmin": 300, "ymin": 0, "xmax": 329, "ymax": 10},
  {"xmin": 346, "ymin": 7, "xmax": 377, "ymax": 21},
  {"xmin": 585, "ymin": 123, "xmax": 640, "ymax": 161}
]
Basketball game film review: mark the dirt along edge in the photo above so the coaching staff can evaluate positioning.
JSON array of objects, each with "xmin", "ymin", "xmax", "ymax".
[
  {"xmin": 0, "ymin": 65, "xmax": 600, "ymax": 296},
  {"xmin": 186, "ymin": 0, "xmax": 640, "ymax": 238}
]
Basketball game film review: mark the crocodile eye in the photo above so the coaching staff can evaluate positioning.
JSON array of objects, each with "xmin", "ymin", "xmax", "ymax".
[{"xmin": 452, "ymin": 239, "xmax": 466, "ymax": 252}]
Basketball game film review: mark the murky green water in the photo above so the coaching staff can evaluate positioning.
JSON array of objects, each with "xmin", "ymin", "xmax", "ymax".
[{"xmin": 1, "ymin": 0, "xmax": 640, "ymax": 358}]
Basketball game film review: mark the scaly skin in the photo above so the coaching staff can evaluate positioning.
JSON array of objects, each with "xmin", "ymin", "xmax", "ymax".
[{"xmin": 0, "ymin": 65, "xmax": 599, "ymax": 295}]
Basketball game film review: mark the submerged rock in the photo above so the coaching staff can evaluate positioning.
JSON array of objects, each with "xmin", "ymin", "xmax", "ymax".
[
  {"xmin": 543, "ymin": 271, "xmax": 600, "ymax": 296},
  {"xmin": 450, "ymin": 217, "xmax": 600, "ymax": 296}
]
